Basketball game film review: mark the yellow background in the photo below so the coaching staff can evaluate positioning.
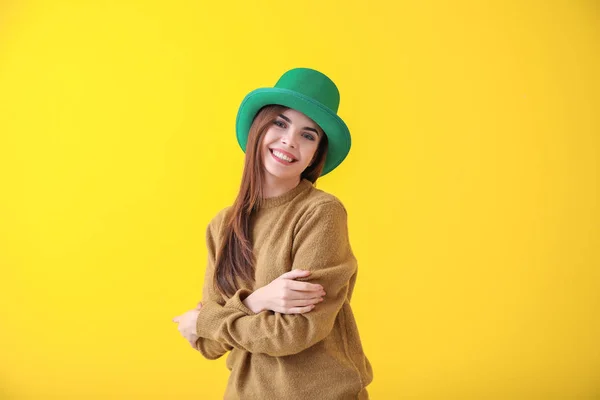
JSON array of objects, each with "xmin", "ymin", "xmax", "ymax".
[{"xmin": 0, "ymin": 0, "xmax": 598, "ymax": 399}]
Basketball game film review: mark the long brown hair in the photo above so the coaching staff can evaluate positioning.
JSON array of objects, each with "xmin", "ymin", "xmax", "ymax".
[{"xmin": 213, "ymin": 105, "xmax": 329, "ymax": 298}]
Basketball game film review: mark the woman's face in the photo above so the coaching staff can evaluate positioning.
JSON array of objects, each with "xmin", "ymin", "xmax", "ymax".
[{"xmin": 261, "ymin": 108, "xmax": 321, "ymax": 181}]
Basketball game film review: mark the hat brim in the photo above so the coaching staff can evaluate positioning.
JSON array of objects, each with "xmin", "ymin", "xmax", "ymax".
[{"xmin": 235, "ymin": 88, "xmax": 351, "ymax": 176}]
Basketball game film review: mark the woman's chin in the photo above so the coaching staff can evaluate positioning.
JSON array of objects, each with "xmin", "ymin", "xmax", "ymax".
[
  {"xmin": 263, "ymin": 161, "xmax": 299, "ymax": 179},
  {"xmin": 266, "ymin": 171, "xmax": 296, "ymax": 181},
  {"xmin": 264, "ymin": 166, "xmax": 299, "ymax": 181}
]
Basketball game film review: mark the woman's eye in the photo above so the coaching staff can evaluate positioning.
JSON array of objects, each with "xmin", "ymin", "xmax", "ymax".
[
  {"xmin": 302, "ymin": 133, "xmax": 316, "ymax": 141},
  {"xmin": 274, "ymin": 120, "xmax": 286, "ymax": 128}
]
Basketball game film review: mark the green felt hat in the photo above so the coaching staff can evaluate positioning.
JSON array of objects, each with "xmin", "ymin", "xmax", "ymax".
[{"xmin": 235, "ymin": 67, "xmax": 351, "ymax": 176}]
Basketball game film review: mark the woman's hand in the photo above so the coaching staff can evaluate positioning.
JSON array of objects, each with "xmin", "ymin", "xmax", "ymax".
[
  {"xmin": 243, "ymin": 269, "xmax": 326, "ymax": 314},
  {"xmin": 172, "ymin": 302, "xmax": 203, "ymax": 348}
]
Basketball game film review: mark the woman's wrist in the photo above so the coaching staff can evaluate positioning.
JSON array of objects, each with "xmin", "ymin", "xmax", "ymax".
[{"xmin": 242, "ymin": 291, "xmax": 264, "ymax": 314}]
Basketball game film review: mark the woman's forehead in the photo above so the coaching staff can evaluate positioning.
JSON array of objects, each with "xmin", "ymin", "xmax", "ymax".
[{"xmin": 281, "ymin": 108, "xmax": 318, "ymax": 128}]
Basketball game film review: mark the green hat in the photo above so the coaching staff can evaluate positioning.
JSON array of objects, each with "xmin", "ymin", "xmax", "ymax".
[{"xmin": 235, "ymin": 67, "xmax": 351, "ymax": 176}]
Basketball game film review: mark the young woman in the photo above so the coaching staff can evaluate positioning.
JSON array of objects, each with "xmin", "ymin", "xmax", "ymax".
[{"xmin": 173, "ymin": 68, "xmax": 373, "ymax": 399}]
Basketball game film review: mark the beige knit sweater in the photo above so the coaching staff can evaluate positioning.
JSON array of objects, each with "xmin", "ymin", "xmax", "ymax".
[{"xmin": 195, "ymin": 178, "xmax": 373, "ymax": 399}]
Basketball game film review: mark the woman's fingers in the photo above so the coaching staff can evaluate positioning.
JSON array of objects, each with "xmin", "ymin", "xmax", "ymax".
[
  {"xmin": 285, "ymin": 305, "xmax": 317, "ymax": 314},
  {"xmin": 283, "ymin": 282, "xmax": 326, "ymax": 300},
  {"xmin": 279, "ymin": 269, "xmax": 312, "ymax": 280},
  {"xmin": 287, "ymin": 280, "xmax": 323, "ymax": 292},
  {"xmin": 284, "ymin": 290, "xmax": 326, "ymax": 301},
  {"xmin": 272, "ymin": 297, "xmax": 324, "ymax": 315},
  {"xmin": 287, "ymin": 297, "xmax": 324, "ymax": 307},
  {"xmin": 270, "ymin": 295, "xmax": 324, "ymax": 314}
]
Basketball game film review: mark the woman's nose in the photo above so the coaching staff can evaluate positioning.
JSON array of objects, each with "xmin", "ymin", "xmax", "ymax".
[{"xmin": 281, "ymin": 132, "xmax": 297, "ymax": 148}]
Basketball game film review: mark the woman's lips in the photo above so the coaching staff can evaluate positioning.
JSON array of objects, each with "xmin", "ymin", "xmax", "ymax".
[{"xmin": 270, "ymin": 149, "xmax": 296, "ymax": 165}]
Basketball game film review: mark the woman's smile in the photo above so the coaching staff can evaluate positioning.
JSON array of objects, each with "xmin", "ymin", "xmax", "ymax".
[{"xmin": 270, "ymin": 148, "xmax": 298, "ymax": 165}]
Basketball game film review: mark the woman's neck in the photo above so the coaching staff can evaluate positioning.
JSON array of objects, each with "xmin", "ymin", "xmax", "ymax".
[{"xmin": 262, "ymin": 175, "xmax": 302, "ymax": 199}]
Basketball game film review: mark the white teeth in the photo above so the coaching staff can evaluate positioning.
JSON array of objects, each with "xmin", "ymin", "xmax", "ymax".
[{"xmin": 272, "ymin": 150, "xmax": 294, "ymax": 162}]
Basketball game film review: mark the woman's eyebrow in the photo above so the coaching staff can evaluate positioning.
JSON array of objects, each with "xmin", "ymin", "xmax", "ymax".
[{"xmin": 278, "ymin": 114, "xmax": 320, "ymax": 136}]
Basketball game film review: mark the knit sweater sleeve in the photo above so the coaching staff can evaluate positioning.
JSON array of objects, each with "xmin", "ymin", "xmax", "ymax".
[
  {"xmin": 194, "ymin": 211, "xmax": 234, "ymax": 360},
  {"xmin": 195, "ymin": 200, "xmax": 357, "ymax": 357}
]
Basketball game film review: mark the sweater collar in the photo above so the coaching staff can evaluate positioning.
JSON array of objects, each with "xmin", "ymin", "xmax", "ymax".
[{"xmin": 258, "ymin": 179, "xmax": 313, "ymax": 209}]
